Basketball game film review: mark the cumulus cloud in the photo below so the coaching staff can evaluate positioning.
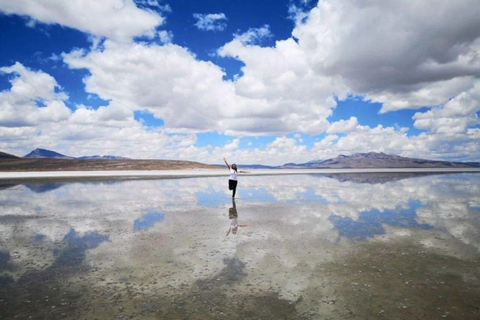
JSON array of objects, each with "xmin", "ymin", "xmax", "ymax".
[
  {"xmin": 219, "ymin": 28, "xmax": 345, "ymax": 135},
  {"xmin": 413, "ymin": 83, "xmax": 480, "ymax": 134},
  {"xmin": 62, "ymin": 41, "xmax": 232, "ymax": 132},
  {"xmin": 292, "ymin": 0, "xmax": 480, "ymax": 110},
  {"xmin": 0, "ymin": 62, "xmax": 205, "ymax": 159},
  {"xmin": 1, "ymin": 53, "xmax": 479, "ymax": 164},
  {"xmin": 0, "ymin": 0, "xmax": 163, "ymax": 42},
  {"xmin": 0, "ymin": 62, "xmax": 70, "ymax": 128},
  {"xmin": 61, "ymin": 38, "xmax": 344, "ymax": 136},
  {"xmin": 326, "ymin": 117, "xmax": 358, "ymax": 134},
  {"xmin": 193, "ymin": 13, "xmax": 227, "ymax": 31},
  {"xmin": 228, "ymin": 25, "xmax": 272, "ymax": 45}
]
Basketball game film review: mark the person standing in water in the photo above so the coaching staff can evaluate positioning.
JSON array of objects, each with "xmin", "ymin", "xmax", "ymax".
[{"xmin": 223, "ymin": 158, "xmax": 238, "ymax": 198}]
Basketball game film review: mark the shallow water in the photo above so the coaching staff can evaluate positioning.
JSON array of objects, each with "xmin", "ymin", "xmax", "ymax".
[{"xmin": 0, "ymin": 173, "xmax": 479, "ymax": 319}]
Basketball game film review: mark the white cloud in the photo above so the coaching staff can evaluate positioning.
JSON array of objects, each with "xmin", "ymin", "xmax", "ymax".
[
  {"xmin": 292, "ymin": 0, "xmax": 480, "ymax": 109},
  {"xmin": 193, "ymin": 13, "xmax": 227, "ymax": 31},
  {"xmin": 61, "ymin": 38, "xmax": 345, "ymax": 136},
  {"xmin": 0, "ymin": 62, "xmax": 70, "ymax": 127},
  {"xmin": 413, "ymin": 83, "xmax": 480, "ymax": 134},
  {"xmin": 0, "ymin": 62, "xmax": 209, "ymax": 159},
  {"xmin": 219, "ymin": 29, "xmax": 346, "ymax": 135},
  {"xmin": 326, "ymin": 117, "xmax": 358, "ymax": 134},
  {"xmin": 2, "ymin": 49, "xmax": 480, "ymax": 164},
  {"xmin": 227, "ymin": 25, "xmax": 272, "ymax": 46},
  {"xmin": 62, "ymin": 41, "xmax": 232, "ymax": 131},
  {"xmin": 0, "ymin": 0, "xmax": 164, "ymax": 42},
  {"xmin": 158, "ymin": 30, "xmax": 173, "ymax": 44}
]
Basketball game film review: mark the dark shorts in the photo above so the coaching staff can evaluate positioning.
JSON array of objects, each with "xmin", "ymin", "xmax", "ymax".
[{"xmin": 229, "ymin": 179, "xmax": 238, "ymax": 190}]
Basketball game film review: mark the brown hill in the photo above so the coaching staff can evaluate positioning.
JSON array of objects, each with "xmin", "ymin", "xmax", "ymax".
[
  {"xmin": 0, "ymin": 151, "xmax": 19, "ymax": 159},
  {"xmin": 0, "ymin": 158, "xmax": 217, "ymax": 172}
]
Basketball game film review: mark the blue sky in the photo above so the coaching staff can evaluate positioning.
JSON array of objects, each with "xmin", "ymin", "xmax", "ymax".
[{"xmin": 0, "ymin": 0, "xmax": 479, "ymax": 165}]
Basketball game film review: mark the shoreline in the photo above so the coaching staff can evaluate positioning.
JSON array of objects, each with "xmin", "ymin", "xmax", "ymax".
[{"xmin": 0, "ymin": 167, "xmax": 479, "ymax": 181}]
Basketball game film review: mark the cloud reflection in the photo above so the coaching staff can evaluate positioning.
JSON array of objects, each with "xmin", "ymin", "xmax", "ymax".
[{"xmin": 0, "ymin": 172, "xmax": 478, "ymax": 306}]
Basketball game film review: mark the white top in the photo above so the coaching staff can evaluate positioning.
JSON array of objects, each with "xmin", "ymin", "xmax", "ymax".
[{"xmin": 229, "ymin": 168, "xmax": 238, "ymax": 180}]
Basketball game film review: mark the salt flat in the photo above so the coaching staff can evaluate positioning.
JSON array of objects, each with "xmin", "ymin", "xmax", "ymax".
[
  {"xmin": 1, "ymin": 173, "xmax": 479, "ymax": 319},
  {"xmin": 1, "ymin": 167, "xmax": 480, "ymax": 180}
]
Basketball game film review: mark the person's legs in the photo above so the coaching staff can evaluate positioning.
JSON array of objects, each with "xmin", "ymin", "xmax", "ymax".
[{"xmin": 232, "ymin": 180, "xmax": 237, "ymax": 198}]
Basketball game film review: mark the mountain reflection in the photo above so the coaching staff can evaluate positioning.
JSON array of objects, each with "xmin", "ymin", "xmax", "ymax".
[{"xmin": 320, "ymin": 172, "xmax": 446, "ymax": 184}]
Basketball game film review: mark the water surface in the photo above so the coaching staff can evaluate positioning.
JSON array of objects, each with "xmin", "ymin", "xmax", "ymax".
[{"xmin": 0, "ymin": 173, "xmax": 479, "ymax": 319}]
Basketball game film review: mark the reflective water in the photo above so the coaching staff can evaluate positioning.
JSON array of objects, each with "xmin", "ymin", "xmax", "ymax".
[{"xmin": 0, "ymin": 173, "xmax": 479, "ymax": 319}]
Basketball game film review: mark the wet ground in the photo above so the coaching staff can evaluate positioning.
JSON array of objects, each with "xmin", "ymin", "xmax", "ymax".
[{"xmin": 0, "ymin": 172, "xmax": 479, "ymax": 319}]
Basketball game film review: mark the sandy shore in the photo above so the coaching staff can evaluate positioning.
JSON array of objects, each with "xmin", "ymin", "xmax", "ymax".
[{"xmin": 0, "ymin": 167, "xmax": 479, "ymax": 180}]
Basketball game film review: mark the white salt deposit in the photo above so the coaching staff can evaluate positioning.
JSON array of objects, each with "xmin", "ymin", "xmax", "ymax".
[{"xmin": 0, "ymin": 167, "xmax": 479, "ymax": 180}]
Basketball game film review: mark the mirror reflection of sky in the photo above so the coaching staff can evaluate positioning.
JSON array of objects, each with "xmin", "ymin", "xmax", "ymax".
[
  {"xmin": 134, "ymin": 209, "xmax": 165, "ymax": 230},
  {"xmin": 329, "ymin": 200, "xmax": 433, "ymax": 240},
  {"xmin": 0, "ymin": 172, "xmax": 479, "ymax": 280}
]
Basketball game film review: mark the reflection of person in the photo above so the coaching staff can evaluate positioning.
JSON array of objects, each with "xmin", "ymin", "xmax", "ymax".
[
  {"xmin": 226, "ymin": 199, "xmax": 248, "ymax": 236},
  {"xmin": 223, "ymin": 157, "xmax": 238, "ymax": 198},
  {"xmin": 227, "ymin": 199, "xmax": 238, "ymax": 235}
]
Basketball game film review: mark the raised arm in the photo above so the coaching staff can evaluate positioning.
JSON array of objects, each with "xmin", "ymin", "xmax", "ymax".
[{"xmin": 223, "ymin": 157, "xmax": 230, "ymax": 169}]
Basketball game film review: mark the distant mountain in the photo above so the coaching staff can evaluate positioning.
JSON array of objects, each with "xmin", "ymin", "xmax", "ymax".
[
  {"xmin": 23, "ymin": 148, "xmax": 74, "ymax": 159},
  {"xmin": 281, "ymin": 152, "xmax": 480, "ymax": 169},
  {"xmin": 0, "ymin": 151, "xmax": 19, "ymax": 159},
  {"xmin": 22, "ymin": 149, "xmax": 128, "ymax": 160},
  {"xmin": 78, "ymin": 155, "xmax": 130, "ymax": 160}
]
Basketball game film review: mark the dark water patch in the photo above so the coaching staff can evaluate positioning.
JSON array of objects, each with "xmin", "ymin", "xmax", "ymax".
[
  {"xmin": 0, "ymin": 275, "xmax": 14, "ymax": 286},
  {"xmin": 33, "ymin": 234, "xmax": 46, "ymax": 243},
  {"xmin": 323, "ymin": 241, "xmax": 480, "ymax": 319},
  {"xmin": 149, "ymin": 257, "xmax": 305, "ymax": 320},
  {"xmin": 0, "ymin": 214, "xmax": 45, "ymax": 223},
  {"xmin": 0, "ymin": 250, "xmax": 10, "ymax": 270},
  {"xmin": 198, "ymin": 258, "xmax": 247, "ymax": 289},
  {"xmin": 0, "ymin": 229, "xmax": 109, "ymax": 319},
  {"xmin": 6, "ymin": 257, "xmax": 308, "ymax": 319},
  {"xmin": 0, "ymin": 272, "xmax": 87, "ymax": 320},
  {"xmin": 329, "ymin": 200, "xmax": 432, "ymax": 240},
  {"xmin": 0, "ymin": 183, "xmax": 17, "ymax": 191}
]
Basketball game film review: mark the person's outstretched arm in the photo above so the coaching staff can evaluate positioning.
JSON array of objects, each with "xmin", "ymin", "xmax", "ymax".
[{"xmin": 223, "ymin": 158, "xmax": 230, "ymax": 169}]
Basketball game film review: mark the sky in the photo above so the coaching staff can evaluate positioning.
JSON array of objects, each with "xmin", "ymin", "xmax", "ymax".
[{"xmin": 0, "ymin": 0, "xmax": 479, "ymax": 165}]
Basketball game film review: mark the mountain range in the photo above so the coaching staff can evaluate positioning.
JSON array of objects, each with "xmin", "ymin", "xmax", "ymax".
[
  {"xmin": 1, "ymin": 149, "xmax": 479, "ymax": 169},
  {"xmin": 21, "ymin": 148, "xmax": 128, "ymax": 160},
  {"xmin": 24, "ymin": 148, "xmax": 74, "ymax": 159},
  {"xmin": 280, "ymin": 152, "xmax": 480, "ymax": 169}
]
